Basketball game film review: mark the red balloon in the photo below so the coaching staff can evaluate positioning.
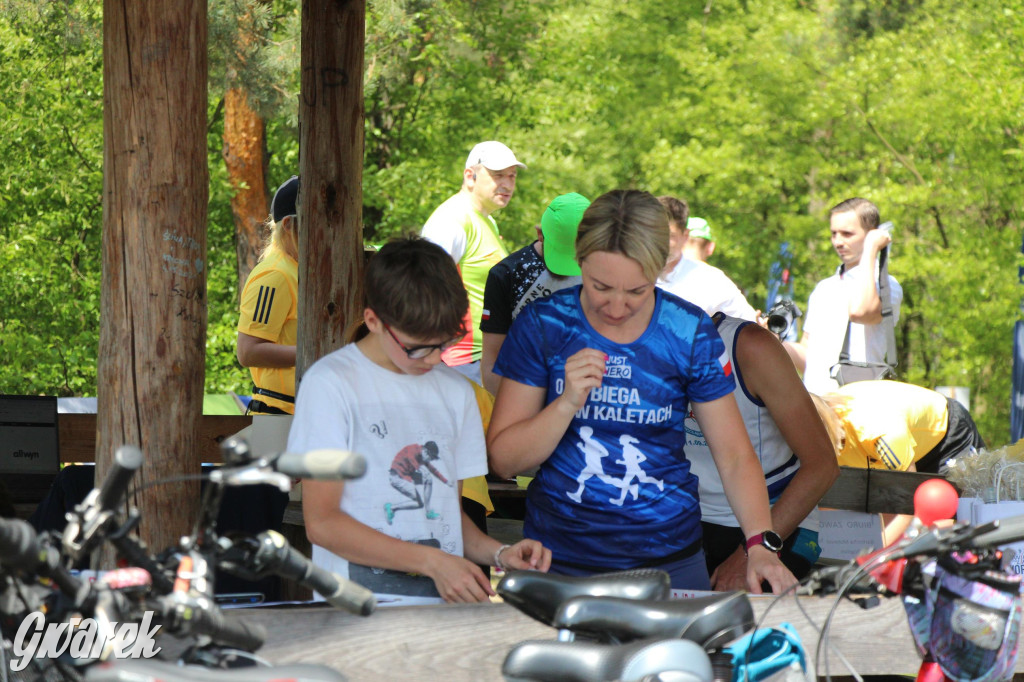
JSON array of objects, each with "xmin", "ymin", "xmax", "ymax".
[{"xmin": 914, "ymin": 479, "xmax": 959, "ymax": 526}]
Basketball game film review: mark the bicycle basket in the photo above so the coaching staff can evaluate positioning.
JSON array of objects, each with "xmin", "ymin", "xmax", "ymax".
[{"xmin": 903, "ymin": 558, "xmax": 1024, "ymax": 682}]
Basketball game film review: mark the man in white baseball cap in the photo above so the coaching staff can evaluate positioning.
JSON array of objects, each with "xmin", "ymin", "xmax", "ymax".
[{"xmin": 421, "ymin": 141, "xmax": 526, "ymax": 383}]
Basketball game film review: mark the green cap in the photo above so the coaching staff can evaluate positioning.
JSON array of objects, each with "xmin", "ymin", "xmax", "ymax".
[
  {"xmin": 687, "ymin": 217, "xmax": 712, "ymax": 241},
  {"xmin": 541, "ymin": 193, "xmax": 590, "ymax": 276}
]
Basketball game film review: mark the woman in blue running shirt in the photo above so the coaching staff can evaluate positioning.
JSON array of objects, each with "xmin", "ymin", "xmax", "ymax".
[{"xmin": 487, "ymin": 189, "xmax": 796, "ymax": 593}]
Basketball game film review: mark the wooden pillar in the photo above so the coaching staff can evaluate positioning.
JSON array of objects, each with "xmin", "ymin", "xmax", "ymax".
[
  {"xmin": 98, "ymin": 1, "xmax": 207, "ymax": 558},
  {"xmin": 297, "ymin": 0, "xmax": 366, "ymax": 377}
]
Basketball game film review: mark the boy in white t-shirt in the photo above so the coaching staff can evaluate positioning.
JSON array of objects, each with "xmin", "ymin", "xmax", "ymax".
[{"xmin": 288, "ymin": 237, "xmax": 550, "ymax": 603}]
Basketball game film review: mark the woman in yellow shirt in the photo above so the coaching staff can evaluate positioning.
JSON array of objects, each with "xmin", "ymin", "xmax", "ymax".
[{"xmin": 236, "ymin": 176, "xmax": 300, "ymax": 415}]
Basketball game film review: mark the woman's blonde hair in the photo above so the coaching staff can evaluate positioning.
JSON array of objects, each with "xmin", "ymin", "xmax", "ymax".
[
  {"xmin": 810, "ymin": 393, "xmax": 847, "ymax": 456},
  {"xmin": 258, "ymin": 215, "xmax": 292, "ymax": 262},
  {"xmin": 575, "ymin": 189, "xmax": 670, "ymax": 283}
]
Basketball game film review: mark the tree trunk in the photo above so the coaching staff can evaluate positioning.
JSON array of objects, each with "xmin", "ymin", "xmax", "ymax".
[
  {"xmin": 223, "ymin": 87, "xmax": 269, "ymax": 294},
  {"xmin": 297, "ymin": 0, "xmax": 366, "ymax": 378},
  {"xmin": 98, "ymin": 0, "xmax": 207, "ymax": 561}
]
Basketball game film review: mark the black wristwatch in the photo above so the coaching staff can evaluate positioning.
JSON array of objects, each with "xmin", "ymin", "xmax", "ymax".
[{"xmin": 744, "ymin": 530, "xmax": 783, "ymax": 555}]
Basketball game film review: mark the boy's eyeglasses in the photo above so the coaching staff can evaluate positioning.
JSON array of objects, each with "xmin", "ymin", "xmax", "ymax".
[{"xmin": 383, "ymin": 323, "xmax": 461, "ymax": 359}]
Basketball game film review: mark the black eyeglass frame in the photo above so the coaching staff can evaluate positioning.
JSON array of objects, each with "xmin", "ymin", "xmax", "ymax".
[{"xmin": 382, "ymin": 323, "xmax": 461, "ymax": 360}]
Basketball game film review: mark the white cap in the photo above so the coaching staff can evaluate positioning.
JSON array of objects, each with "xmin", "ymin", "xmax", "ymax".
[{"xmin": 465, "ymin": 141, "xmax": 527, "ymax": 171}]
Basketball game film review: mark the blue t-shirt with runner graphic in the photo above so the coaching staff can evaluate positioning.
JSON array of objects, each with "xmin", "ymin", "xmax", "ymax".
[{"xmin": 494, "ymin": 285, "xmax": 734, "ymax": 570}]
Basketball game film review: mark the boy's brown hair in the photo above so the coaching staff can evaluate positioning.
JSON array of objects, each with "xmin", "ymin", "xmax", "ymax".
[{"xmin": 364, "ymin": 236, "xmax": 468, "ymax": 339}]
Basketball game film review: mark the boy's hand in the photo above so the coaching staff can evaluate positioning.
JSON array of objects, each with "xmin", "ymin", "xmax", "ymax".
[
  {"xmin": 499, "ymin": 539, "xmax": 552, "ymax": 572},
  {"xmin": 426, "ymin": 552, "xmax": 495, "ymax": 603}
]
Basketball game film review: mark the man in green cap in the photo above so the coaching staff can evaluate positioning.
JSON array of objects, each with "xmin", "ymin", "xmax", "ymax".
[
  {"xmin": 479, "ymin": 192, "xmax": 590, "ymax": 395},
  {"xmin": 682, "ymin": 216, "xmax": 715, "ymax": 263}
]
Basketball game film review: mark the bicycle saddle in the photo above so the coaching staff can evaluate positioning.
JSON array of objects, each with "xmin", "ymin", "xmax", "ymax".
[
  {"xmin": 552, "ymin": 591, "xmax": 754, "ymax": 647},
  {"xmin": 497, "ymin": 569, "xmax": 672, "ymax": 626},
  {"xmin": 85, "ymin": 659, "xmax": 347, "ymax": 682},
  {"xmin": 503, "ymin": 637, "xmax": 712, "ymax": 682}
]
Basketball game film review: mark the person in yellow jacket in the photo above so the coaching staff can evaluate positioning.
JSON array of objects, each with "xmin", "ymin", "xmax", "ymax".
[
  {"xmin": 812, "ymin": 380, "xmax": 984, "ymax": 475},
  {"xmin": 812, "ymin": 380, "xmax": 985, "ymax": 542},
  {"xmin": 237, "ymin": 176, "xmax": 299, "ymax": 415}
]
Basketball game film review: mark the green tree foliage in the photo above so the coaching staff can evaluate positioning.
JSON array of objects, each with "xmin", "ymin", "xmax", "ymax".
[
  {"xmin": 0, "ymin": 0, "xmax": 103, "ymax": 396},
  {"xmin": 360, "ymin": 0, "xmax": 546, "ymax": 241},
  {"xmin": 1, "ymin": 0, "xmax": 1022, "ymax": 445},
  {"xmin": 204, "ymin": 0, "xmax": 301, "ymax": 396}
]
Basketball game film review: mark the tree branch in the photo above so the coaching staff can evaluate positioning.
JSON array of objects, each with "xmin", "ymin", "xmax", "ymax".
[
  {"xmin": 851, "ymin": 100, "xmax": 926, "ymax": 185},
  {"xmin": 60, "ymin": 122, "xmax": 96, "ymax": 173}
]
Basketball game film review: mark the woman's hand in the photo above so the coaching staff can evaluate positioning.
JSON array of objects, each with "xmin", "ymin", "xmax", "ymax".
[
  {"xmin": 559, "ymin": 348, "xmax": 607, "ymax": 411},
  {"xmin": 745, "ymin": 547, "xmax": 797, "ymax": 595}
]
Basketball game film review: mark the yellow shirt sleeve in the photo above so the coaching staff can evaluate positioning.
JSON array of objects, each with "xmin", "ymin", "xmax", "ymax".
[
  {"xmin": 238, "ymin": 265, "xmax": 296, "ymax": 343},
  {"xmin": 460, "ymin": 380, "xmax": 495, "ymax": 514}
]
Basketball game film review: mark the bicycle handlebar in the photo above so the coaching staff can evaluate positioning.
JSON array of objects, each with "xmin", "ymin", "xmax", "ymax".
[
  {"xmin": 97, "ymin": 445, "xmax": 144, "ymax": 513},
  {"xmin": 253, "ymin": 531, "xmax": 375, "ymax": 615},
  {"xmin": 801, "ymin": 513, "xmax": 1024, "ymax": 598},
  {"xmin": 0, "ymin": 516, "xmax": 42, "ymax": 572},
  {"xmin": 271, "ymin": 449, "xmax": 367, "ymax": 481},
  {"xmin": 0, "ymin": 517, "xmax": 90, "ymax": 607},
  {"xmin": 181, "ymin": 604, "xmax": 268, "ymax": 652}
]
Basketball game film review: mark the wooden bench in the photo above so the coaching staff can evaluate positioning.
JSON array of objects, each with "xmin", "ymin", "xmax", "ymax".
[{"xmin": 56, "ymin": 413, "xmax": 252, "ymax": 464}]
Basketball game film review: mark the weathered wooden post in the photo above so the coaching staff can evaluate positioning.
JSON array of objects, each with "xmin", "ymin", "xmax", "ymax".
[
  {"xmin": 97, "ymin": 1, "xmax": 208, "ymax": 557},
  {"xmin": 297, "ymin": 0, "xmax": 366, "ymax": 376}
]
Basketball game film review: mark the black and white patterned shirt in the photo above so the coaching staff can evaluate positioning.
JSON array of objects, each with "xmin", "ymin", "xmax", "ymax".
[{"xmin": 480, "ymin": 242, "xmax": 581, "ymax": 335}]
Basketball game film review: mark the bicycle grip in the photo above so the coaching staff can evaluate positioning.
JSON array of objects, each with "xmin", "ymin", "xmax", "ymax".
[
  {"xmin": 0, "ymin": 518, "xmax": 85, "ymax": 600},
  {"xmin": 309, "ymin": 565, "xmax": 377, "ymax": 616},
  {"xmin": 272, "ymin": 449, "xmax": 367, "ymax": 481},
  {"xmin": 267, "ymin": 532, "xmax": 376, "ymax": 615},
  {"xmin": 187, "ymin": 605, "xmax": 267, "ymax": 651},
  {"xmin": 97, "ymin": 445, "xmax": 144, "ymax": 513},
  {"xmin": 0, "ymin": 517, "xmax": 40, "ymax": 572},
  {"xmin": 968, "ymin": 514, "xmax": 1024, "ymax": 552}
]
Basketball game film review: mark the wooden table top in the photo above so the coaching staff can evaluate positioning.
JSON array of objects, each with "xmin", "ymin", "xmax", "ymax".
[{"xmin": 231, "ymin": 591, "xmax": 985, "ymax": 681}]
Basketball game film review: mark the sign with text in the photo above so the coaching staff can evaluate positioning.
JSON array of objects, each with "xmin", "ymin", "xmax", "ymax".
[{"xmin": 818, "ymin": 510, "xmax": 883, "ymax": 561}]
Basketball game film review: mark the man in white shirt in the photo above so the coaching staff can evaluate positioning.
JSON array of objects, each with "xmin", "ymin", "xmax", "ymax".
[
  {"xmin": 655, "ymin": 196, "xmax": 757, "ymax": 321},
  {"xmin": 784, "ymin": 197, "xmax": 903, "ymax": 394}
]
